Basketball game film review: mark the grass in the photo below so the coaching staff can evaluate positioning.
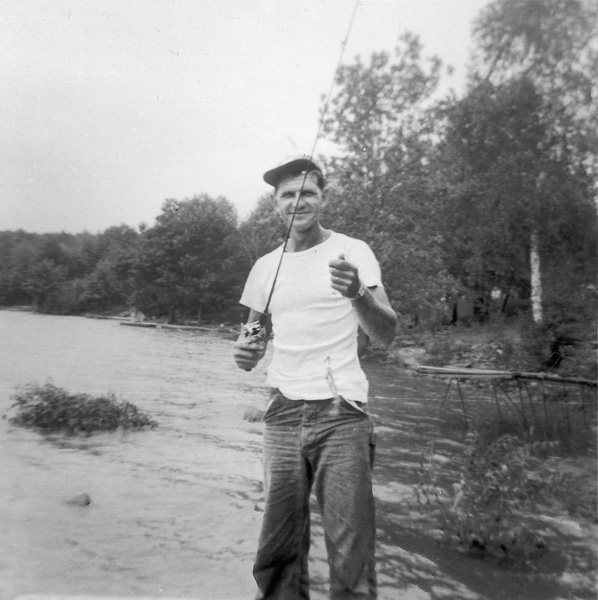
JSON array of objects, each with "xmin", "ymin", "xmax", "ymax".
[{"xmin": 8, "ymin": 382, "xmax": 158, "ymax": 434}]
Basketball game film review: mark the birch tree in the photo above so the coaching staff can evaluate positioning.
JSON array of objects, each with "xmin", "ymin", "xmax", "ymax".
[
  {"xmin": 470, "ymin": 0, "xmax": 598, "ymax": 323},
  {"xmin": 438, "ymin": 75, "xmax": 596, "ymax": 330}
]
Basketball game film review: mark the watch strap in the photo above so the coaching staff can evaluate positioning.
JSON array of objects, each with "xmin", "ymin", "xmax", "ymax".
[{"xmin": 350, "ymin": 282, "xmax": 367, "ymax": 301}]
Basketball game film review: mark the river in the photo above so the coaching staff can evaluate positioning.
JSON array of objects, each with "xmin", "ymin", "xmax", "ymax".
[{"xmin": 0, "ymin": 310, "xmax": 595, "ymax": 600}]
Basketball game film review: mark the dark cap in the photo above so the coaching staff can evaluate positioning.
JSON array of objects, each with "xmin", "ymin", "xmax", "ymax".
[{"xmin": 263, "ymin": 156, "xmax": 324, "ymax": 188}]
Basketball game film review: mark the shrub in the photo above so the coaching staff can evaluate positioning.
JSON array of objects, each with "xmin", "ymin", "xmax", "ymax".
[
  {"xmin": 9, "ymin": 383, "xmax": 158, "ymax": 434},
  {"xmin": 413, "ymin": 433, "xmax": 575, "ymax": 562}
]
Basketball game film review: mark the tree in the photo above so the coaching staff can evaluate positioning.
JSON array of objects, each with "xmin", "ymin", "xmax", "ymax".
[
  {"xmin": 438, "ymin": 78, "xmax": 595, "ymax": 301},
  {"xmin": 456, "ymin": 0, "xmax": 598, "ymax": 325},
  {"xmin": 237, "ymin": 193, "xmax": 286, "ymax": 267},
  {"xmin": 81, "ymin": 225, "xmax": 140, "ymax": 312},
  {"xmin": 134, "ymin": 195, "xmax": 240, "ymax": 323},
  {"xmin": 322, "ymin": 33, "xmax": 459, "ymax": 326},
  {"xmin": 24, "ymin": 258, "xmax": 68, "ymax": 312},
  {"xmin": 0, "ymin": 231, "xmax": 38, "ymax": 305},
  {"xmin": 471, "ymin": 0, "xmax": 598, "ymax": 192}
]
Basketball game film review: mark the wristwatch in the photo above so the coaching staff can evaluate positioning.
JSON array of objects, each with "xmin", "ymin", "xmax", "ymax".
[{"xmin": 350, "ymin": 281, "xmax": 367, "ymax": 302}]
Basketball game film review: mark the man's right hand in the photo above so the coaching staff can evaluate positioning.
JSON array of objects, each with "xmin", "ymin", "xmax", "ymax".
[{"xmin": 233, "ymin": 332, "xmax": 266, "ymax": 371}]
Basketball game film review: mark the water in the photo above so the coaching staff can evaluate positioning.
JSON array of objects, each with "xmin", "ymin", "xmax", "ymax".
[{"xmin": 0, "ymin": 311, "xmax": 595, "ymax": 600}]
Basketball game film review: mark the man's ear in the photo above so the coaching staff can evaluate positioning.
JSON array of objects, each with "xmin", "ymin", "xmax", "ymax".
[{"xmin": 320, "ymin": 189, "xmax": 329, "ymax": 209}]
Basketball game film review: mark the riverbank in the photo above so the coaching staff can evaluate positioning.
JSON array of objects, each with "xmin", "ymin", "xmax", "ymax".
[
  {"xmin": 385, "ymin": 320, "xmax": 597, "ymax": 381},
  {"xmin": 84, "ymin": 312, "xmax": 238, "ymax": 333}
]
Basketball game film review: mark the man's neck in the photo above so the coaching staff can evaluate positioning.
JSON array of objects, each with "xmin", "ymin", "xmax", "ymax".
[{"xmin": 287, "ymin": 226, "xmax": 330, "ymax": 253}]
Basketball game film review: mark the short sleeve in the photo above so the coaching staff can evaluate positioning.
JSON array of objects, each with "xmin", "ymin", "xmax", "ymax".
[
  {"xmin": 239, "ymin": 258, "xmax": 268, "ymax": 313},
  {"xmin": 346, "ymin": 239, "xmax": 382, "ymax": 288}
]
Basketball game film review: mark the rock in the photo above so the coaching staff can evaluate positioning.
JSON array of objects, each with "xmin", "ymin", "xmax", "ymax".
[
  {"xmin": 395, "ymin": 347, "xmax": 427, "ymax": 369},
  {"xmin": 66, "ymin": 492, "xmax": 92, "ymax": 507}
]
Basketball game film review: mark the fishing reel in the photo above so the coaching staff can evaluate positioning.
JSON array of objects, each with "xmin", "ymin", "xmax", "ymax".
[
  {"xmin": 240, "ymin": 319, "xmax": 267, "ymax": 372},
  {"xmin": 241, "ymin": 320, "xmax": 263, "ymax": 344}
]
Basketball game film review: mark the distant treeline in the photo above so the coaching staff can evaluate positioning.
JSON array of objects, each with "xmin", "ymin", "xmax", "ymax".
[
  {"xmin": 2, "ymin": 0, "xmax": 597, "ymax": 340},
  {"xmin": 0, "ymin": 196, "xmax": 270, "ymax": 324}
]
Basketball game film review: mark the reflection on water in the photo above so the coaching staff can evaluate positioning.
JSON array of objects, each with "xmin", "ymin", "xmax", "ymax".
[{"xmin": 0, "ymin": 311, "xmax": 595, "ymax": 600}]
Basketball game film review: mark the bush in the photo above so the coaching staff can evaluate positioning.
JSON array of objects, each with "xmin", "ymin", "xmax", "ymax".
[
  {"xmin": 413, "ymin": 433, "xmax": 579, "ymax": 562},
  {"xmin": 9, "ymin": 383, "xmax": 158, "ymax": 434}
]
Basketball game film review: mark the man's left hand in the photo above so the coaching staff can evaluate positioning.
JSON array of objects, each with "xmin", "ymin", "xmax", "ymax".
[{"xmin": 329, "ymin": 254, "xmax": 360, "ymax": 298}]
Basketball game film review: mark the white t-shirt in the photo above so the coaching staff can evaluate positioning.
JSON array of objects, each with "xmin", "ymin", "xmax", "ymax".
[{"xmin": 239, "ymin": 231, "xmax": 382, "ymax": 402}]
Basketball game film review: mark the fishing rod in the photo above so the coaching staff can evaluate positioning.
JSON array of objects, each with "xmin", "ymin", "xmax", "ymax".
[
  {"xmin": 261, "ymin": 0, "xmax": 360, "ymax": 318},
  {"xmin": 241, "ymin": 0, "xmax": 361, "ymax": 363}
]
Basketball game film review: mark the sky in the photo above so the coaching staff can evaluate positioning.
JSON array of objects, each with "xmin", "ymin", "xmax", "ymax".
[{"xmin": 1, "ymin": 0, "xmax": 489, "ymax": 234}]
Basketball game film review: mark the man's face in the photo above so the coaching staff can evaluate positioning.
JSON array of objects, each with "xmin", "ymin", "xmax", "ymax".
[{"xmin": 274, "ymin": 172, "xmax": 328, "ymax": 232}]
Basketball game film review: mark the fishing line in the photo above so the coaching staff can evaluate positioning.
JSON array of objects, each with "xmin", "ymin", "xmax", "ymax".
[{"xmin": 260, "ymin": 0, "xmax": 361, "ymax": 319}]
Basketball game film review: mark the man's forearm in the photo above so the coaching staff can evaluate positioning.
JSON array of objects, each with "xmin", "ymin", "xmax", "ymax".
[{"xmin": 352, "ymin": 287, "xmax": 397, "ymax": 347}]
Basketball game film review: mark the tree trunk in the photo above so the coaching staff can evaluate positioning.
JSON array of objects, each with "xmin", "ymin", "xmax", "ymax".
[
  {"xmin": 530, "ymin": 230, "xmax": 543, "ymax": 324},
  {"xmin": 530, "ymin": 171, "xmax": 546, "ymax": 325}
]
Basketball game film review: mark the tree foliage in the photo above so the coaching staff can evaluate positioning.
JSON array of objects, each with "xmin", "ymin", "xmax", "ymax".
[
  {"xmin": 237, "ymin": 194, "xmax": 286, "ymax": 267},
  {"xmin": 0, "ymin": 227, "xmax": 140, "ymax": 314},
  {"xmin": 434, "ymin": 0, "xmax": 598, "ymax": 330},
  {"xmin": 437, "ymin": 79, "xmax": 595, "ymax": 292},
  {"xmin": 471, "ymin": 0, "xmax": 598, "ymax": 200},
  {"xmin": 321, "ymin": 33, "xmax": 459, "ymax": 326},
  {"xmin": 133, "ymin": 195, "xmax": 241, "ymax": 322}
]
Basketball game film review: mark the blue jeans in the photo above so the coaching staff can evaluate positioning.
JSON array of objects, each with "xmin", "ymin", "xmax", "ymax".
[{"xmin": 254, "ymin": 389, "xmax": 377, "ymax": 600}]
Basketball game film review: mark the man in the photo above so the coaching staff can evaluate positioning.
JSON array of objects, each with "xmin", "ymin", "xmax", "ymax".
[{"xmin": 233, "ymin": 156, "xmax": 397, "ymax": 600}]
